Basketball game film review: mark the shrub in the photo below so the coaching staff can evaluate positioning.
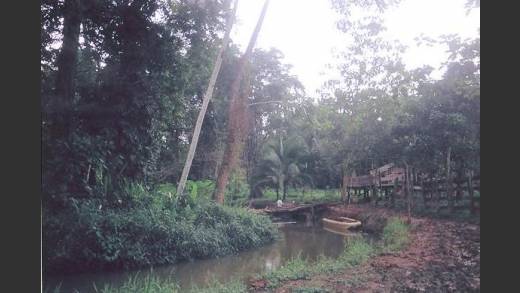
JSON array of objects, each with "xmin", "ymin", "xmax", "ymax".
[{"xmin": 43, "ymin": 196, "xmax": 278, "ymax": 274}]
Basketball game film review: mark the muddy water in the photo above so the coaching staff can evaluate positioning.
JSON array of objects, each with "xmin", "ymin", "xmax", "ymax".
[{"xmin": 45, "ymin": 224, "xmax": 366, "ymax": 292}]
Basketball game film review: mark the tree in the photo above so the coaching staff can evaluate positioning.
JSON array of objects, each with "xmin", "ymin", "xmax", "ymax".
[
  {"xmin": 252, "ymin": 135, "xmax": 311, "ymax": 201},
  {"xmin": 42, "ymin": 0, "xmax": 232, "ymax": 206},
  {"xmin": 213, "ymin": 0, "xmax": 271, "ymax": 203},
  {"xmin": 176, "ymin": 0, "xmax": 238, "ymax": 198}
]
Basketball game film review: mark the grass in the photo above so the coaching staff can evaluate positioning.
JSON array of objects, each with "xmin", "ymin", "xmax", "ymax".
[
  {"xmin": 291, "ymin": 287, "xmax": 331, "ymax": 293},
  {"xmin": 95, "ymin": 274, "xmax": 180, "ymax": 293},
  {"xmin": 46, "ymin": 275, "xmax": 248, "ymax": 293},
  {"xmin": 189, "ymin": 278, "xmax": 247, "ymax": 293},
  {"xmin": 381, "ymin": 217, "xmax": 410, "ymax": 252},
  {"xmin": 261, "ymin": 237, "xmax": 376, "ymax": 288}
]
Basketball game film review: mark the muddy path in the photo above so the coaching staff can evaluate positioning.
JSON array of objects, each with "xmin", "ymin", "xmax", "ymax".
[{"xmin": 251, "ymin": 205, "xmax": 480, "ymax": 292}]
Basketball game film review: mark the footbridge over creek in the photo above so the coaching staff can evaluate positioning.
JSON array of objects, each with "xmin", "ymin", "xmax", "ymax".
[{"xmin": 251, "ymin": 202, "xmax": 340, "ymax": 225}]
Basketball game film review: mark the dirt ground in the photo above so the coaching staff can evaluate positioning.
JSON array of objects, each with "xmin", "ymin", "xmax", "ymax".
[{"xmin": 251, "ymin": 205, "xmax": 480, "ymax": 292}]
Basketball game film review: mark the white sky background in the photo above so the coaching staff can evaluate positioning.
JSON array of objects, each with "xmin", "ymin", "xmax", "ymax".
[{"xmin": 232, "ymin": 0, "xmax": 480, "ymax": 97}]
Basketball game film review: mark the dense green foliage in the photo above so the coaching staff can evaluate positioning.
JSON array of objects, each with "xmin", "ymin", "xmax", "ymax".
[
  {"xmin": 43, "ymin": 195, "xmax": 277, "ymax": 274},
  {"xmin": 252, "ymin": 135, "xmax": 313, "ymax": 200},
  {"xmin": 42, "ymin": 0, "xmax": 479, "ymax": 208},
  {"xmin": 41, "ymin": 0, "xmax": 303, "ymax": 206}
]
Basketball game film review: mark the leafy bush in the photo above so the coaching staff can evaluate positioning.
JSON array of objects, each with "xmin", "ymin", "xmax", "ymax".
[{"xmin": 43, "ymin": 193, "xmax": 278, "ymax": 274}]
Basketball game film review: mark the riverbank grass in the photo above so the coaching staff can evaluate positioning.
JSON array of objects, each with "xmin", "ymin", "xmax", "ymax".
[
  {"xmin": 262, "ymin": 237, "xmax": 376, "ymax": 288},
  {"xmin": 381, "ymin": 217, "xmax": 411, "ymax": 252},
  {"xmin": 262, "ymin": 217, "xmax": 409, "ymax": 289}
]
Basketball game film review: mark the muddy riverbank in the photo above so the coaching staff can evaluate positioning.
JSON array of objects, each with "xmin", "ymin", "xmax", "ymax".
[{"xmin": 252, "ymin": 204, "xmax": 480, "ymax": 292}]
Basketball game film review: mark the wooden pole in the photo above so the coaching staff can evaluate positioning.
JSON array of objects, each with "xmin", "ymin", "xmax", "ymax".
[
  {"xmin": 467, "ymin": 171, "xmax": 475, "ymax": 215},
  {"xmin": 176, "ymin": 0, "xmax": 239, "ymax": 198},
  {"xmin": 391, "ymin": 178, "xmax": 397, "ymax": 208},
  {"xmin": 405, "ymin": 163, "xmax": 411, "ymax": 224},
  {"xmin": 421, "ymin": 176, "xmax": 427, "ymax": 210}
]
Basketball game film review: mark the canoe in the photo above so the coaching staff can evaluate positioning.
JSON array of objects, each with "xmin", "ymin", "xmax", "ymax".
[{"xmin": 322, "ymin": 217, "xmax": 361, "ymax": 232}]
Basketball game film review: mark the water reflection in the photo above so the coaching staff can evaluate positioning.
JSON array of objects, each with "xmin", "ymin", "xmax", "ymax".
[{"xmin": 45, "ymin": 224, "xmax": 360, "ymax": 292}]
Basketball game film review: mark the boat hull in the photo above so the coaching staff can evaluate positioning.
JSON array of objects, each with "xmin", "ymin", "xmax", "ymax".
[{"xmin": 322, "ymin": 217, "xmax": 361, "ymax": 232}]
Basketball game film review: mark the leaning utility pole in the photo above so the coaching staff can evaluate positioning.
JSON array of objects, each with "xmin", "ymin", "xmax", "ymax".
[
  {"xmin": 213, "ymin": 0, "xmax": 271, "ymax": 203},
  {"xmin": 176, "ymin": 0, "xmax": 239, "ymax": 198}
]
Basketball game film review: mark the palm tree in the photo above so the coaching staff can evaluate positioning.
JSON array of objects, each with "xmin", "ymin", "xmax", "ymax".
[{"xmin": 252, "ymin": 135, "xmax": 312, "ymax": 201}]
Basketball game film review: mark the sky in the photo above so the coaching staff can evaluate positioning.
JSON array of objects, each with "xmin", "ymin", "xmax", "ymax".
[{"xmin": 231, "ymin": 0, "xmax": 480, "ymax": 97}]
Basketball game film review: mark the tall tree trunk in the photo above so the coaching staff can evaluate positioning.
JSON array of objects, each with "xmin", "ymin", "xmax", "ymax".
[
  {"xmin": 213, "ymin": 0, "xmax": 271, "ymax": 203},
  {"xmin": 340, "ymin": 156, "xmax": 351, "ymax": 204},
  {"xmin": 341, "ymin": 174, "xmax": 348, "ymax": 204},
  {"xmin": 446, "ymin": 147, "xmax": 453, "ymax": 213},
  {"xmin": 176, "ymin": 0, "xmax": 238, "ymax": 198},
  {"xmin": 53, "ymin": 0, "xmax": 82, "ymax": 140}
]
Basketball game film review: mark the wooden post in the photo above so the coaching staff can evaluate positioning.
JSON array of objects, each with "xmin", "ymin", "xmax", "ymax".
[
  {"xmin": 467, "ymin": 171, "xmax": 475, "ymax": 215},
  {"xmin": 372, "ymin": 179, "xmax": 377, "ymax": 207},
  {"xmin": 346, "ymin": 177, "xmax": 352, "ymax": 205},
  {"xmin": 341, "ymin": 175, "xmax": 348, "ymax": 205},
  {"xmin": 421, "ymin": 176, "xmax": 426, "ymax": 210},
  {"xmin": 405, "ymin": 164, "xmax": 411, "ymax": 224},
  {"xmin": 378, "ymin": 170, "xmax": 383, "ymax": 205}
]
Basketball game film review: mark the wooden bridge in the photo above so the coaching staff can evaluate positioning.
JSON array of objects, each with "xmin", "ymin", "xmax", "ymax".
[{"xmin": 254, "ymin": 202, "xmax": 337, "ymax": 225}]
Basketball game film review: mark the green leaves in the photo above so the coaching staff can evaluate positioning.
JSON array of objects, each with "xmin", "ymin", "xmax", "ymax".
[{"xmin": 43, "ymin": 197, "xmax": 278, "ymax": 274}]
